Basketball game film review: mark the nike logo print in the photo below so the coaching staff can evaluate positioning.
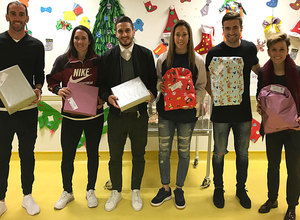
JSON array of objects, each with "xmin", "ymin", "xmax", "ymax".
[{"xmin": 69, "ymin": 73, "xmax": 92, "ymax": 83}]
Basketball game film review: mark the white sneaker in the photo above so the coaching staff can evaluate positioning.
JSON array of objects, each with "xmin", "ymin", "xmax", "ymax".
[
  {"xmin": 22, "ymin": 194, "xmax": 40, "ymax": 216},
  {"xmin": 54, "ymin": 191, "xmax": 74, "ymax": 210},
  {"xmin": 86, "ymin": 190, "xmax": 98, "ymax": 208},
  {"xmin": 0, "ymin": 201, "xmax": 7, "ymax": 217},
  {"xmin": 131, "ymin": 189, "xmax": 143, "ymax": 211},
  {"xmin": 105, "ymin": 190, "xmax": 121, "ymax": 211}
]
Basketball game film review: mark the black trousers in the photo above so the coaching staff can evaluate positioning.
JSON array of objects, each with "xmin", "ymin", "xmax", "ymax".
[
  {"xmin": 107, "ymin": 112, "xmax": 148, "ymax": 192},
  {"xmin": 60, "ymin": 115, "xmax": 104, "ymax": 193},
  {"xmin": 266, "ymin": 130, "xmax": 300, "ymax": 207},
  {"xmin": 0, "ymin": 108, "xmax": 38, "ymax": 200}
]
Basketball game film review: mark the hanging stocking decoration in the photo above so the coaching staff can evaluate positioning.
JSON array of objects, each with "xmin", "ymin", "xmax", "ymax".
[
  {"xmin": 44, "ymin": 38, "xmax": 53, "ymax": 51},
  {"xmin": 290, "ymin": 0, "xmax": 300, "ymax": 10},
  {"xmin": 195, "ymin": 25, "xmax": 214, "ymax": 55},
  {"xmin": 153, "ymin": 43, "xmax": 167, "ymax": 58},
  {"xmin": 290, "ymin": 48, "xmax": 299, "ymax": 60},
  {"xmin": 289, "ymin": 20, "xmax": 300, "ymax": 39},
  {"xmin": 266, "ymin": 0, "xmax": 278, "ymax": 8},
  {"xmin": 200, "ymin": 0, "xmax": 212, "ymax": 16},
  {"xmin": 162, "ymin": 5, "xmax": 179, "ymax": 38},
  {"xmin": 144, "ymin": 1, "xmax": 157, "ymax": 12}
]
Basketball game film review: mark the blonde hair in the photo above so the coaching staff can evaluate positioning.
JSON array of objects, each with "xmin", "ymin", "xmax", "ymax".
[{"xmin": 166, "ymin": 20, "xmax": 195, "ymax": 70}]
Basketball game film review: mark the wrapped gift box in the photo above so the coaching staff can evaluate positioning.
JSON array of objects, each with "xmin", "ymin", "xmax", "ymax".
[
  {"xmin": 111, "ymin": 77, "xmax": 150, "ymax": 112},
  {"xmin": 208, "ymin": 56, "xmax": 244, "ymax": 106},
  {"xmin": 63, "ymin": 82, "xmax": 98, "ymax": 116},
  {"xmin": 0, "ymin": 65, "xmax": 37, "ymax": 115},
  {"xmin": 163, "ymin": 67, "xmax": 196, "ymax": 111}
]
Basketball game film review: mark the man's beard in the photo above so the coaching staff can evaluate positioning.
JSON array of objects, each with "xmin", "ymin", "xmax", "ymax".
[{"xmin": 11, "ymin": 21, "xmax": 25, "ymax": 32}]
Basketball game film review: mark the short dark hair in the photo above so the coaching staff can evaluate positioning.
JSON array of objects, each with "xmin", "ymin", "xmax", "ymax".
[
  {"xmin": 222, "ymin": 11, "xmax": 242, "ymax": 27},
  {"xmin": 267, "ymin": 33, "xmax": 291, "ymax": 49},
  {"xmin": 66, "ymin": 25, "xmax": 95, "ymax": 59},
  {"xmin": 7, "ymin": 1, "xmax": 28, "ymax": 16},
  {"xmin": 115, "ymin": 16, "xmax": 134, "ymax": 30}
]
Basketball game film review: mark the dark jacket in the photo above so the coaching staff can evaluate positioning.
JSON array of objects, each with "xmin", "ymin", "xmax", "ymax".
[
  {"xmin": 0, "ymin": 31, "xmax": 45, "ymax": 108},
  {"xmin": 47, "ymin": 53, "xmax": 103, "ymax": 118},
  {"xmin": 98, "ymin": 44, "xmax": 157, "ymax": 115}
]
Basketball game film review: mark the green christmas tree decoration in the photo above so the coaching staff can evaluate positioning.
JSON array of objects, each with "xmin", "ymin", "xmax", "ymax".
[
  {"xmin": 77, "ymin": 131, "xmax": 86, "ymax": 149},
  {"xmin": 37, "ymin": 101, "xmax": 109, "ymax": 148},
  {"xmin": 37, "ymin": 101, "xmax": 62, "ymax": 132},
  {"xmin": 102, "ymin": 106, "xmax": 109, "ymax": 134},
  {"xmin": 92, "ymin": 0, "xmax": 124, "ymax": 55}
]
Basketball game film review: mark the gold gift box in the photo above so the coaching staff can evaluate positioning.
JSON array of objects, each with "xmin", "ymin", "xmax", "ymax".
[{"xmin": 0, "ymin": 65, "xmax": 37, "ymax": 114}]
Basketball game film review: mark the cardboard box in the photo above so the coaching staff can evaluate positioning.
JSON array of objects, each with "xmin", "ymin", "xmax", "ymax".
[
  {"xmin": 63, "ymin": 82, "xmax": 98, "ymax": 116},
  {"xmin": 111, "ymin": 77, "xmax": 150, "ymax": 112},
  {"xmin": 0, "ymin": 65, "xmax": 37, "ymax": 114}
]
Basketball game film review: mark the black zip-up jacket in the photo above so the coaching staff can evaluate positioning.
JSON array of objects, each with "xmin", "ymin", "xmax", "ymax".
[{"xmin": 97, "ymin": 44, "xmax": 157, "ymax": 115}]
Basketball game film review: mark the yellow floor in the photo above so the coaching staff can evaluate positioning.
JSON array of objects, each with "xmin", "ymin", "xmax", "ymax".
[{"xmin": 2, "ymin": 151, "xmax": 299, "ymax": 220}]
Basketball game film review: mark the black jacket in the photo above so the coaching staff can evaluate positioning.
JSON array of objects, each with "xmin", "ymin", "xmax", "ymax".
[{"xmin": 98, "ymin": 44, "xmax": 157, "ymax": 115}]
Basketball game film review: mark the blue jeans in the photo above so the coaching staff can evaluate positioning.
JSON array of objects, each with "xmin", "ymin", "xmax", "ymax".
[
  {"xmin": 212, "ymin": 121, "xmax": 251, "ymax": 189},
  {"xmin": 158, "ymin": 116, "xmax": 196, "ymax": 187}
]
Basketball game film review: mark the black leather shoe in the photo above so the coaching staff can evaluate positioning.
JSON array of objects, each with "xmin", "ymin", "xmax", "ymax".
[
  {"xmin": 258, "ymin": 199, "xmax": 278, "ymax": 213},
  {"xmin": 284, "ymin": 207, "xmax": 295, "ymax": 220}
]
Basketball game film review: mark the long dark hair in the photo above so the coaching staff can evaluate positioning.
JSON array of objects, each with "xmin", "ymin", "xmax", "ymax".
[
  {"xmin": 166, "ymin": 20, "xmax": 195, "ymax": 70},
  {"xmin": 66, "ymin": 25, "xmax": 95, "ymax": 59}
]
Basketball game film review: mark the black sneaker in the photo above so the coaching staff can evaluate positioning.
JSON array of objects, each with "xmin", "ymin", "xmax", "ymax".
[
  {"xmin": 213, "ymin": 188, "xmax": 225, "ymax": 208},
  {"xmin": 236, "ymin": 188, "xmax": 251, "ymax": 209},
  {"xmin": 151, "ymin": 187, "xmax": 172, "ymax": 207},
  {"xmin": 173, "ymin": 188, "xmax": 185, "ymax": 209}
]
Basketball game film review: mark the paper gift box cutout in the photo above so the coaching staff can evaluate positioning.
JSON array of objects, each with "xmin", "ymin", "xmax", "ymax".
[
  {"xmin": 0, "ymin": 65, "xmax": 37, "ymax": 115},
  {"xmin": 73, "ymin": 3, "xmax": 83, "ymax": 16},
  {"xmin": 208, "ymin": 56, "xmax": 244, "ymax": 106},
  {"xmin": 162, "ymin": 67, "xmax": 196, "ymax": 111},
  {"xmin": 63, "ymin": 82, "xmax": 98, "ymax": 116},
  {"xmin": 111, "ymin": 77, "xmax": 150, "ymax": 112}
]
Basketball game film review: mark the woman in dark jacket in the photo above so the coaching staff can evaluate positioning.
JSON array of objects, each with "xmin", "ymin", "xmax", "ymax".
[
  {"xmin": 47, "ymin": 25, "xmax": 104, "ymax": 210},
  {"xmin": 256, "ymin": 33, "xmax": 300, "ymax": 220}
]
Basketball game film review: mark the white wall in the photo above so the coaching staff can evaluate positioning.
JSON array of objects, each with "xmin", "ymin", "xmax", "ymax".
[
  {"xmin": 1, "ymin": 0, "xmax": 299, "ymax": 95},
  {"xmin": 0, "ymin": 0, "xmax": 299, "ymax": 151}
]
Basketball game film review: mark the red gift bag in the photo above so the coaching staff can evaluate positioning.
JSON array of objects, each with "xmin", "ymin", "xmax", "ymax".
[{"xmin": 162, "ymin": 67, "xmax": 197, "ymax": 111}]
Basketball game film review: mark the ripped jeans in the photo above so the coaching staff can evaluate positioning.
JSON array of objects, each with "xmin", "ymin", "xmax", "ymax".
[
  {"xmin": 212, "ymin": 121, "xmax": 251, "ymax": 190},
  {"xmin": 158, "ymin": 116, "xmax": 196, "ymax": 187}
]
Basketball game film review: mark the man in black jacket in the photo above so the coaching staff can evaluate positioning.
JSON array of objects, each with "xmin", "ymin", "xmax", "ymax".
[
  {"xmin": 98, "ymin": 16, "xmax": 157, "ymax": 212},
  {"xmin": 0, "ymin": 1, "xmax": 44, "ymax": 217}
]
